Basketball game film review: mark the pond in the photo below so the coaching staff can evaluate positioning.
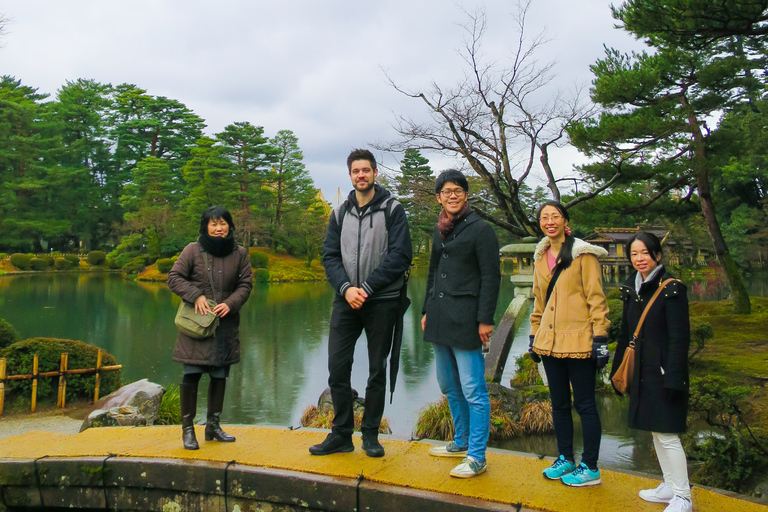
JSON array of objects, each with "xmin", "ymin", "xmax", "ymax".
[{"xmin": 1, "ymin": 270, "xmax": 766, "ymax": 474}]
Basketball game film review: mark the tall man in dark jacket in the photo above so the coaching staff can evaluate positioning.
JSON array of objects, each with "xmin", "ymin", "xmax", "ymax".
[{"xmin": 309, "ymin": 149, "xmax": 412, "ymax": 457}]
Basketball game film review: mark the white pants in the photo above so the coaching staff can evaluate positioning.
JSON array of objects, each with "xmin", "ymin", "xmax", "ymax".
[{"xmin": 653, "ymin": 432, "xmax": 691, "ymax": 499}]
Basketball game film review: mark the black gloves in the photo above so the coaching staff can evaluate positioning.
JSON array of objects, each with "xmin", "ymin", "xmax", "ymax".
[
  {"xmin": 528, "ymin": 335, "xmax": 541, "ymax": 363},
  {"xmin": 592, "ymin": 336, "xmax": 609, "ymax": 370},
  {"xmin": 664, "ymin": 388, "xmax": 683, "ymax": 402}
]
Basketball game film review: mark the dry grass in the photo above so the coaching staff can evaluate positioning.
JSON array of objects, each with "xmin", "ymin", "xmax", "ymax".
[
  {"xmin": 299, "ymin": 405, "xmax": 392, "ymax": 435},
  {"xmin": 414, "ymin": 394, "xmax": 553, "ymax": 441},
  {"xmin": 519, "ymin": 401, "xmax": 554, "ymax": 433}
]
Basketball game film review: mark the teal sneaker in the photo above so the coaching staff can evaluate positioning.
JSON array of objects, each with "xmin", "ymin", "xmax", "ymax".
[
  {"xmin": 542, "ymin": 455, "xmax": 576, "ymax": 480},
  {"xmin": 561, "ymin": 462, "xmax": 601, "ymax": 487}
]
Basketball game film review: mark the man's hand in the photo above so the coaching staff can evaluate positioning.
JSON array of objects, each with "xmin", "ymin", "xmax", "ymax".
[
  {"xmin": 344, "ymin": 287, "xmax": 368, "ymax": 309},
  {"xmin": 421, "ymin": 314, "xmax": 426, "ymax": 331},
  {"xmin": 212, "ymin": 302, "xmax": 231, "ymax": 318},
  {"xmin": 478, "ymin": 323, "xmax": 493, "ymax": 347},
  {"xmin": 194, "ymin": 295, "xmax": 211, "ymax": 316}
]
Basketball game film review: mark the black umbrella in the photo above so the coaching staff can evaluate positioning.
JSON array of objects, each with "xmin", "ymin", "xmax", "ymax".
[{"xmin": 389, "ymin": 277, "xmax": 411, "ymax": 404}]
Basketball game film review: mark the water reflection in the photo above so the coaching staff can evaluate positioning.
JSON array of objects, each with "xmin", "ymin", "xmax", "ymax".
[{"xmin": 1, "ymin": 271, "xmax": 766, "ymax": 474}]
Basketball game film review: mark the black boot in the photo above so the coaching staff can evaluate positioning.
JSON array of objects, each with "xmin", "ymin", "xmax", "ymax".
[
  {"xmin": 179, "ymin": 381, "xmax": 199, "ymax": 450},
  {"xmin": 362, "ymin": 431, "xmax": 385, "ymax": 458},
  {"xmin": 205, "ymin": 378, "xmax": 235, "ymax": 442}
]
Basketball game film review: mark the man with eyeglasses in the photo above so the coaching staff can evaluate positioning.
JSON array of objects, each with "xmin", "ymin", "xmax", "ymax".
[
  {"xmin": 309, "ymin": 149, "xmax": 412, "ymax": 458},
  {"xmin": 421, "ymin": 169, "xmax": 500, "ymax": 478}
]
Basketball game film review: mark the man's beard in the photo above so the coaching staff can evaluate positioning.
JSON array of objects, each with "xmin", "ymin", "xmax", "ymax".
[{"xmin": 354, "ymin": 180, "xmax": 374, "ymax": 193}]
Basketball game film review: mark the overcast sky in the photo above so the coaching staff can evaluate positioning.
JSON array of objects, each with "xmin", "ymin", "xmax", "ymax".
[{"xmin": 1, "ymin": 1, "xmax": 640, "ymax": 200}]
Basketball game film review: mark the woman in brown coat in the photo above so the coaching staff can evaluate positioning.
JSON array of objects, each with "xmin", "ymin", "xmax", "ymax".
[{"xmin": 167, "ymin": 206, "xmax": 252, "ymax": 450}]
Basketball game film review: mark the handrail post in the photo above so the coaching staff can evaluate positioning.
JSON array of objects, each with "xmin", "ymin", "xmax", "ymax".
[
  {"xmin": 57, "ymin": 353, "xmax": 68, "ymax": 408},
  {"xmin": 94, "ymin": 349, "xmax": 102, "ymax": 403},
  {"xmin": 31, "ymin": 355, "xmax": 39, "ymax": 413},
  {"xmin": 0, "ymin": 358, "xmax": 6, "ymax": 416}
]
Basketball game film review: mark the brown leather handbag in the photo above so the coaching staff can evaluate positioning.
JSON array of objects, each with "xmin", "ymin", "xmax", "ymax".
[{"xmin": 612, "ymin": 278, "xmax": 677, "ymax": 394}]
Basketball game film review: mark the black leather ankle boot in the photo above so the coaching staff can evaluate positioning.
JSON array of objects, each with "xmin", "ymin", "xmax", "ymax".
[
  {"xmin": 179, "ymin": 381, "xmax": 199, "ymax": 450},
  {"xmin": 205, "ymin": 378, "xmax": 235, "ymax": 442}
]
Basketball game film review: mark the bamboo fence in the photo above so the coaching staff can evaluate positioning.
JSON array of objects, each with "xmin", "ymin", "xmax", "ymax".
[{"xmin": 0, "ymin": 350, "xmax": 121, "ymax": 416}]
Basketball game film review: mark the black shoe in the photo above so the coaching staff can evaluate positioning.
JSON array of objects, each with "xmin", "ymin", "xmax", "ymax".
[
  {"xmin": 179, "ymin": 381, "xmax": 199, "ymax": 450},
  {"xmin": 362, "ymin": 434, "xmax": 385, "ymax": 458},
  {"xmin": 309, "ymin": 433, "xmax": 354, "ymax": 456},
  {"xmin": 205, "ymin": 378, "xmax": 235, "ymax": 442}
]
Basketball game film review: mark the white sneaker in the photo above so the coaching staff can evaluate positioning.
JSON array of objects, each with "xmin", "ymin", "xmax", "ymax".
[
  {"xmin": 663, "ymin": 495, "xmax": 693, "ymax": 512},
  {"xmin": 639, "ymin": 482, "xmax": 674, "ymax": 503},
  {"xmin": 449, "ymin": 456, "xmax": 487, "ymax": 478}
]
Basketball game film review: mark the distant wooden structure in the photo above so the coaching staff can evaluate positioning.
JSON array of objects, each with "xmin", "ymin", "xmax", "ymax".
[{"xmin": 0, "ymin": 350, "xmax": 121, "ymax": 416}]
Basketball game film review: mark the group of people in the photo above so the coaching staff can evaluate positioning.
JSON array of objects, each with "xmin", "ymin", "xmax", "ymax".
[{"xmin": 166, "ymin": 149, "xmax": 693, "ymax": 512}]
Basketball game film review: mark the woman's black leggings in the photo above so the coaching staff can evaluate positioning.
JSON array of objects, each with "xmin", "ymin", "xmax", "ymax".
[
  {"xmin": 182, "ymin": 373, "xmax": 202, "ymax": 385},
  {"xmin": 542, "ymin": 355, "xmax": 602, "ymax": 469}
]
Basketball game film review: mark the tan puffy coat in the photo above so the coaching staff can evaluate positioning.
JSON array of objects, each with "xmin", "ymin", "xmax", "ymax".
[
  {"xmin": 530, "ymin": 238, "xmax": 610, "ymax": 359},
  {"xmin": 168, "ymin": 241, "xmax": 253, "ymax": 366}
]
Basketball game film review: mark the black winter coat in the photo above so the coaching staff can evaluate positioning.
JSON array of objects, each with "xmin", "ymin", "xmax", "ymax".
[
  {"xmin": 168, "ymin": 241, "xmax": 253, "ymax": 367},
  {"xmin": 422, "ymin": 211, "xmax": 501, "ymax": 350},
  {"xmin": 609, "ymin": 267, "xmax": 690, "ymax": 433}
]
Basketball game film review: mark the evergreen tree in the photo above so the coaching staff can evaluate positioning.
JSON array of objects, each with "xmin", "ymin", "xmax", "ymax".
[{"xmin": 394, "ymin": 149, "xmax": 437, "ymax": 255}]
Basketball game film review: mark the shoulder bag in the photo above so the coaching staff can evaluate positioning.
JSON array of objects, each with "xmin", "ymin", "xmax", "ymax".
[
  {"xmin": 611, "ymin": 278, "xmax": 677, "ymax": 394},
  {"xmin": 174, "ymin": 245, "xmax": 220, "ymax": 339}
]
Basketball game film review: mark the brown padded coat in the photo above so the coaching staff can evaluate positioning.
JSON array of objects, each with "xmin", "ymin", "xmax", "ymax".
[
  {"xmin": 530, "ymin": 237, "xmax": 610, "ymax": 359},
  {"xmin": 168, "ymin": 241, "xmax": 253, "ymax": 366}
]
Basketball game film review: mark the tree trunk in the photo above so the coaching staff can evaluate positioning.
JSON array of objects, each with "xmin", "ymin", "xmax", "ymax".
[{"xmin": 683, "ymin": 96, "xmax": 751, "ymax": 314}]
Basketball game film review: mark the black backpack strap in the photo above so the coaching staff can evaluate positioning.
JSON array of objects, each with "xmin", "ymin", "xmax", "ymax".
[
  {"xmin": 384, "ymin": 197, "xmax": 398, "ymax": 230},
  {"xmin": 545, "ymin": 264, "xmax": 565, "ymax": 307},
  {"xmin": 335, "ymin": 202, "xmax": 347, "ymax": 232}
]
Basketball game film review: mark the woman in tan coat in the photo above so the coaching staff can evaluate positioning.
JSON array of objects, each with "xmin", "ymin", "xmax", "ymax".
[
  {"xmin": 167, "ymin": 206, "xmax": 252, "ymax": 450},
  {"xmin": 528, "ymin": 201, "xmax": 610, "ymax": 487}
]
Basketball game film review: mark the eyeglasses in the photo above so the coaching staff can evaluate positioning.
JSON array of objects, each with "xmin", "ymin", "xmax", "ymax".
[
  {"xmin": 540, "ymin": 214, "xmax": 563, "ymax": 222},
  {"xmin": 440, "ymin": 188, "xmax": 466, "ymax": 198}
]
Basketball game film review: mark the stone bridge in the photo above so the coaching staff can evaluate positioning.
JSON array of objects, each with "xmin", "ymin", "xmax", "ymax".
[{"xmin": 0, "ymin": 426, "xmax": 765, "ymax": 512}]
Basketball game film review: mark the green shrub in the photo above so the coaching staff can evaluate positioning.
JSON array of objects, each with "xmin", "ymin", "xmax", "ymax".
[
  {"xmin": 0, "ymin": 338, "xmax": 121, "ymax": 406},
  {"xmin": 87, "ymin": 250, "xmax": 107, "ymax": 266},
  {"xmin": 156, "ymin": 384, "xmax": 181, "ymax": 425},
  {"xmin": 684, "ymin": 375, "xmax": 768, "ymax": 493},
  {"xmin": 37, "ymin": 254, "xmax": 54, "ymax": 267},
  {"xmin": 54, "ymin": 257, "xmax": 71, "ymax": 270},
  {"xmin": 156, "ymin": 258, "xmax": 174, "ymax": 274},
  {"xmin": 689, "ymin": 320, "xmax": 713, "ymax": 361},
  {"xmin": 0, "ymin": 253, "xmax": 8, "ymax": 259},
  {"xmin": 64, "ymin": 254, "xmax": 81, "ymax": 267},
  {"xmin": 249, "ymin": 251, "xmax": 269, "ymax": 269},
  {"xmin": 606, "ymin": 298, "xmax": 623, "ymax": 343},
  {"xmin": 30, "ymin": 258, "xmax": 50, "ymax": 271},
  {"xmin": 605, "ymin": 288, "xmax": 622, "ymax": 300},
  {"xmin": 253, "ymin": 268, "xmax": 270, "ymax": 283},
  {"xmin": 50, "ymin": 251, "xmax": 61, "ymax": 258},
  {"xmin": 10, "ymin": 253, "xmax": 31, "ymax": 270},
  {"xmin": 105, "ymin": 257, "xmax": 119, "ymax": 269},
  {"xmin": 0, "ymin": 318, "xmax": 21, "ymax": 350},
  {"xmin": 510, "ymin": 353, "xmax": 543, "ymax": 387},
  {"xmin": 121, "ymin": 256, "xmax": 147, "ymax": 274}
]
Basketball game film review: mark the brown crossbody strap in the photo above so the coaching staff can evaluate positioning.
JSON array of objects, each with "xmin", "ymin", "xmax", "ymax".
[{"xmin": 632, "ymin": 278, "xmax": 678, "ymax": 341}]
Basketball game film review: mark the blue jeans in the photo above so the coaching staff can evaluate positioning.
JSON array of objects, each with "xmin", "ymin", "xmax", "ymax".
[{"xmin": 433, "ymin": 343, "xmax": 490, "ymax": 462}]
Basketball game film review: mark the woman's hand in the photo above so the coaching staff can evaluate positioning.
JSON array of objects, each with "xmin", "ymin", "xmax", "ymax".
[
  {"xmin": 479, "ymin": 323, "xmax": 493, "ymax": 347},
  {"xmin": 212, "ymin": 302, "xmax": 231, "ymax": 318},
  {"xmin": 421, "ymin": 314, "xmax": 426, "ymax": 331},
  {"xmin": 194, "ymin": 295, "xmax": 211, "ymax": 316}
]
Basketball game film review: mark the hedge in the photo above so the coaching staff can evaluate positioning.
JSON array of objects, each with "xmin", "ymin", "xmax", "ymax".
[
  {"xmin": 87, "ymin": 250, "xmax": 107, "ymax": 266},
  {"xmin": 0, "ymin": 338, "xmax": 121, "ymax": 406},
  {"xmin": 253, "ymin": 268, "xmax": 270, "ymax": 283},
  {"xmin": 122, "ymin": 256, "xmax": 146, "ymax": 274},
  {"xmin": 54, "ymin": 257, "xmax": 71, "ymax": 270},
  {"xmin": 64, "ymin": 254, "xmax": 81, "ymax": 267},
  {"xmin": 0, "ymin": 318, "xmax": 20, "ymax": 350},
  {"xmin": 156, "ymin": 258, "xmax": 174, "ymax": 274},
  {"xmin": 249, "ymin": 251, "xmax": 269, "ymax": 269},
  {"xmin": 30, "ymin": 258, "xmax": 50, "ymax": 271},
  {"xmin": 10, "ymin": 253, "xmax": 31, "ymax": 270},
  {"xmin": 0, "ymin": 253, "xmax": 7, "ymax": 259},
  {"xmin": 37, "ymin": 254, "xmax": 54, "ymax": 267}
]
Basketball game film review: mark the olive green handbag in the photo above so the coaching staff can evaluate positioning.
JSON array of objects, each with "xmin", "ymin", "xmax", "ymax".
[{"xmin": 174, "ymin": 246, "xmax": 220, "ymax": 339}]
